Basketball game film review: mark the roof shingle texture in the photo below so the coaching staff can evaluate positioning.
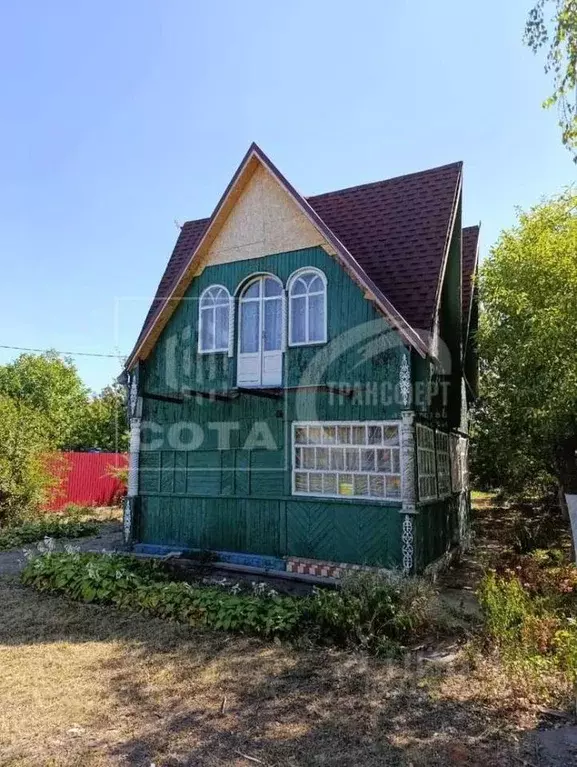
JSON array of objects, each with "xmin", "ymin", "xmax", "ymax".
[
  {"xmin": 136, "ymin": 162, "xmax": 464, "ymax": 351},
  {"xmin": 462, "ymin": 224, "xmax": 480, "ymax": 328}
]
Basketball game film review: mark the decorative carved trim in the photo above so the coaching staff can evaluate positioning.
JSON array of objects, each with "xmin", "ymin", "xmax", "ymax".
[
  {"xmin": 399, "ymin": 353, "xmax": 411, "ymax": 408},
  {"xmin": 127, "ymin": 417, "xmax": 141, "ymax": 497},
  {"xmin": 401, "ymin": 410, "xmax": 416, "ymax": 509},
  {"xmin": 402, "ymin": 514, "xmax": 415, "ymax": 574},
  {"xmin": 123, "ymin": 497, "xmax": 132, "ymax": 544}
]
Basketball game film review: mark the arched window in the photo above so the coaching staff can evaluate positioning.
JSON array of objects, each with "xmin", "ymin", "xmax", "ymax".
[
  {"xmin": 198, "ymin": 285, "xmax": 231, "ymax": 353},
  {"xmin": 288, "ymin": 269, "xmax": 327, "ymax": 346}
]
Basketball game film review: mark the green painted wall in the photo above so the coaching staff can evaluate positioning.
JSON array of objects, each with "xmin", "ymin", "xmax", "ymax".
[
  {"xmin": 136, "ymin": 245, "xmax": 407, "ymax": 568},
  {"xmin": 414, "ymin": 497, "xmax": 459, "ymax": 571}
]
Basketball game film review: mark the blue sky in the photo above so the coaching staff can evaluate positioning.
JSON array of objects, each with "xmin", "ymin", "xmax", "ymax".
[{"xmin": 0, "ymin": 0, "xmax": 574, "ymax": 392}]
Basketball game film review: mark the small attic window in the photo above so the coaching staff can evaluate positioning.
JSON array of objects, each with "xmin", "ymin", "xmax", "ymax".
[
  {"xmin": 198, "ymin": 286, "xmax": 231, "ymax": 353},
  {"xmin": 288, "ymin": 268, "xmax": 327, "ymax": 346}
]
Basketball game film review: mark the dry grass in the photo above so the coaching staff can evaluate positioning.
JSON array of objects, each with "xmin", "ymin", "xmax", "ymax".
[{"xmin": 0, "ymin": 576, "xmax": 538, "ymax": 767}]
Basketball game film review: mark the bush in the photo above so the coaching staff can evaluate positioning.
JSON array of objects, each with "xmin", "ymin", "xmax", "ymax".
[
  {"xmin": 0, "ymin": 518, "xmax": 99, "ymax": 550},
  {"xmin": 306, "ymin": 571, "xmax": 438, "ymax": 654},
  {"xmin": 478, "ymin": 567, "xmax": 577, "ymax": 704},
  {"xmin": 21, "ymin": 553, "xmax": 445, "ymax": 653}
]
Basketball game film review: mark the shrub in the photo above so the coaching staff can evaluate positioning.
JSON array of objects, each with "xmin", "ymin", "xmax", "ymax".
[
  {"xmin": 21, "ymin": 553, "xmax": 445, "ymax": 653},
  {"xmin": 305, "ymin": 570, "xmax": 439, "ymax": 654},
  {"xmin": 0, "ymin": 518, "xmax": 99, "ymax": 550}
]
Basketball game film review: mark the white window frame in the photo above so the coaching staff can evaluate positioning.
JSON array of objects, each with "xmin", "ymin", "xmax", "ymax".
[
  {"xmin": 198, "ymin": 285, "xmax": 231, "ymax": 354},
  {"xmin": 292, "ymin": 420, "xmax": 402, "ymax": 502},
  {"xmin": 416, "ymin": 423, "xmax": 437, "ymax": 501},
  {"xmin": 435, "ymin": 430, "xmax": 451, "ymax": 497},
  {"xmin": 287, "ymin": 267, "xmax": 327, "ymax": 347}
]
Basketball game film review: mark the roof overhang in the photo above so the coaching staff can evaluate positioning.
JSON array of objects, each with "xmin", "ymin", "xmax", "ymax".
[{"xmin": 125, "ymin": 143, "xmax": 429, "ymax": 370}]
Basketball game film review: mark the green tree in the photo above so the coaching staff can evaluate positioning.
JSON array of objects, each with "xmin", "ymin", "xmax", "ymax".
[
  {"xmin": 70, "ymin": 383, "xmax": 129, "ymax": 452},
  {"xmin": 525, "ymin": 0, "xmax": 577, "ymax": 160},
  {"xmin": 476, "ymin": 190, "xmax": 577, "ymax": 499},
  {"xmin": 0, "ymin": 395, "xmax": 57, "ymax": 525},
  {"xmin": 0, "ymin": 352, "xmax": 88, "ymax": 449}
]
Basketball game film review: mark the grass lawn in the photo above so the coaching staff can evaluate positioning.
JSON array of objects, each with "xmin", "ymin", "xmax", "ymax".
[{"xmin": 0, "ymin": 496, "xmax": 566, "ymax": 767}]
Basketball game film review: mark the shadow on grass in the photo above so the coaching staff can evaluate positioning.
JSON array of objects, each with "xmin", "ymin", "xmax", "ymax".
[{"xmin": 0, "ymin": 579, "xmax": 535, "ymax": 767}]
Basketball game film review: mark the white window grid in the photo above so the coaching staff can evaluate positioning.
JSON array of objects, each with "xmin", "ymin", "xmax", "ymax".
[
  {"xmin": 287, "ymin": 268, "xmax": 327, "ymax": 347},
  {"xmin": 416, "ymin": 423, "xmax": 437, "ymax": 501},
  {"xmin": 436, "ymin": 430, "xmax": 451, "ymax": 497},
  {"xmin": 198, "ymin": 285, "xmax": 231, "ymax": 354},
  {"xmin": 450, "ymin": 433, "xmax": 461, "ymax": 492},
  {"xmin": 292, "ymin": 421, "xmax": 402, "ymax": 501}
]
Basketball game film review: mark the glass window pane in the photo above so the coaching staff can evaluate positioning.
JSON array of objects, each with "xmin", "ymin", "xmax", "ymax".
[
  {"xmin": 361, "ymin": 449, "xmax": 375, "ymax": 472},
  {"xmin": 383, "ymin": 426, "xmax": 399, "ymax": 445},
  {"xmin": 368, "ymin": 425, "xmax": 382, "ymax": 445},
  {"xmin": 310, "ymin": 474, "xmax": 323, "ymax": 493},
  {"xmin": 316, "ymin": 447, "xmax": 329, "ymax": 469},
  {"xmin": 243, "ymin": 281, "xmax": 260, "ymax": 299},
  {"xmin": 309, "ymin": 426, "xmax": 322, "ymax": 444},
  {"xmin": 387, "ymin": 475, "xmax": 401, "ymax": 499},
  {"xmin": 201, "ymin": 307, "xmax": 214, "ymax": 350},
  {"xmin": 352, "ymin": 425, "xmax": 366, "ymax": 445},
  {"xmin": 337, "ymin": 426, "xmax": 351, "ymax": 444},
  {"xmin": 323, "ymin": 473, "xmax": 337, "ymax": 494},
  {"xmin": 214, "ymin": 288, "xmax": 229, "ymax": 306},
  {"xmin": 240, "ymin": 301, "xmax": 259, "ymax": 353},
  {"xmin": 302, "ymin": 447, "xmax": 315, "ymax": 469},
  {"xmin": 291, "ymin": 277, "xmax": 307, "ymax": 295},
  {"xmin": 345, "ymin": 448, "xmax": 359, "ymax": 471},
  {"xmin": 338, "ymin": 474, "xmax": 354, "ymax": 496},
  {"xmin": 215, "ymin": 304, "xmax": 229, "ymax": 350},
  {"xmin": 264, "ymin": 278, "xmax": 282, "ymax": 297},
  {"xmin": 309, "ymin": 276, "xmax": 323, "ymax": 293},
  {"xmin": 370, "ymin": 475, "xmax": 385, "ymax": 498},
  {"xmin": 264, "ymin": 298, "xmax": 282, "ymax": 351},
  {"xmin": 295, "ymin": 472, "xmax": 308, "ymax": 492},
  {"xmin": 201, "ymin": 292, "xmax": 214, "ymax": 308},
  {"xmin": 330, "ymin": 448, "xmax": 344, "ymax": 471},
  {"xmin": 308, "ymin": 293, "xmax": 325, "ymax": 342},
  {"xmin": 295, "ymin": 426, "xmax": 307, "ymax": 444},
  {"xmin": 295, "ymin": 448, "xmax": 301, "ymax": 468},
  {"xmin": 322, "ymin": 426, "xmax": 336, "ymax": 444},
  {"xmin": 392, "ymin": 449, "xmax": 400, "ymax": 474},
  {"xmin": 377, "ymin": 449, "xmax": 392, "ymax": 473},
  {"xmin": 291, "ymin": 295, "xmax": 306, "ymax": 343},
  {"xmin": 354, "ymin": 475, "xmax": 369, "ymax": 496}
]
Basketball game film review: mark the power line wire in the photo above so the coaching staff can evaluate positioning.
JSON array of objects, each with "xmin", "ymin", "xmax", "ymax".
[{"xmin": 0, "ymin": 344, "xmax": 126, "ymax": 359}]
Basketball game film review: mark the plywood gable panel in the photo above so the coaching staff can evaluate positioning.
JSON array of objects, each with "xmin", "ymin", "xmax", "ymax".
[{"xmin": 202, "ymin": 165, "xmax": 332, "ymax": 268}]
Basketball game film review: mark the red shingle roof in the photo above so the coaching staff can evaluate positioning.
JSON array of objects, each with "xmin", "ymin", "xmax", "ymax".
[
  {"xmin": 462, "ymin": 224, "xmax": 480, "ymax": 330},
  {"xmin": 133, "ymin": 158, "xmax": 466, "ymax": 360}
]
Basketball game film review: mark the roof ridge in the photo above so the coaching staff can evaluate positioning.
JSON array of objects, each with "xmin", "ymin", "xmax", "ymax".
[{"xmin": 306, "ymin": 161, "xmax": 463, "ymax": 201}]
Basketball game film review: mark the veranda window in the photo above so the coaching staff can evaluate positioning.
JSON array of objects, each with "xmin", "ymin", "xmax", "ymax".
[
  {"xmin": 435, "ymin": 431, "xmax": 451, "ymax": 496},
  {"xmin": 416, "ymin": 423, "xmax": 437, "ymax": 501},
  {"xmin": 293, "ymin": 421, "xmax": 401, "ymax": 500}
]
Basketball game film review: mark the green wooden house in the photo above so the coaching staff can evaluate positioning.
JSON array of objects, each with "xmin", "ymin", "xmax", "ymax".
[{"xmin": 122, "ymin": 143, "xmax": 479, "ymax": 576}]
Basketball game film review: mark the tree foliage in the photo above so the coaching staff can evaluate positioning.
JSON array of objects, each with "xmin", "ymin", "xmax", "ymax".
[
  {"xmin": 475, "ymin": 190, "xmax": 577, "ymax": 493},
  {"xmin": 0, "ymin": 352, "xmax": 88, "ymax": 449},
  {"xmin": 69, "ymin": 383, "xmax": 129, "ymax": 453},
  {"xmin": 525, "ymin": 0, "xmax": 577, "ymax": 161},
  {"xmin": 0, "ymin": 395, "xmax": 57, "ymax": 526}
]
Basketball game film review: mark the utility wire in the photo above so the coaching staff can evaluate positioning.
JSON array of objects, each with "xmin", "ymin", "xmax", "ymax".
[{"xmin": 0, "ymin": 344, "xmax": 126, "ymax": 359}]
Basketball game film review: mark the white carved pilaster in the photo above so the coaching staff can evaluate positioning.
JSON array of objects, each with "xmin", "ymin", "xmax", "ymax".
[
  {"xmin": 401, "ymin": 514, "xmax": 415, "ymax": 574},
  {"xmin": 400, "ymin": 410, "xmax": 416, "ymax": 511},
  {"xmin": 399, "ymin": 352, "xmax": 411, "ymax": 408}
]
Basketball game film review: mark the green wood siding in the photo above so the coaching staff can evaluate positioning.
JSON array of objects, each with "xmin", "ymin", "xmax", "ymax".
[
  {"xmin": 414, "ymin": 497, "xmax": 459, "ymax": 570},
  {"xmin": 135, "ymin": 245, "xmax": 406, "ymax": 568}
]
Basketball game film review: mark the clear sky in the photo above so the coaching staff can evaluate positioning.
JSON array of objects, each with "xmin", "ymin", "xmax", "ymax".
[{"xmin": 0, "ymin": 0, "xmax": 574, "ymax": 392}]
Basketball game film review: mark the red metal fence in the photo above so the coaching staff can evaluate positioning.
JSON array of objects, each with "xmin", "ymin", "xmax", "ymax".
[{"xmin": 45, "ymin": 452, "xmax": 128, "ymax": 511}]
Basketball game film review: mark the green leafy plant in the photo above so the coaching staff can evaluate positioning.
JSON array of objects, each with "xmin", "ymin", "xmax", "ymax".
[
  {"xmin": 0, "ymin": 518, "xmax": 99, "ymax": 550},
  {"xmin": 21, "ymin": 553, "xmax": 446, "ymax": 653}
]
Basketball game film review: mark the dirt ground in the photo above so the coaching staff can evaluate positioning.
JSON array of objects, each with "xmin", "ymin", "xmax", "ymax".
[{"xmin": 0, "ymin": 500, "xmax": 573, "ymax": 767}]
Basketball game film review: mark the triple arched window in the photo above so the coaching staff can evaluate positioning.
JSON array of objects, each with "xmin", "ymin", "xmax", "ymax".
[{"xmin": 197, "ymin": 268, "xmax": 327, "ymax": 355}]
